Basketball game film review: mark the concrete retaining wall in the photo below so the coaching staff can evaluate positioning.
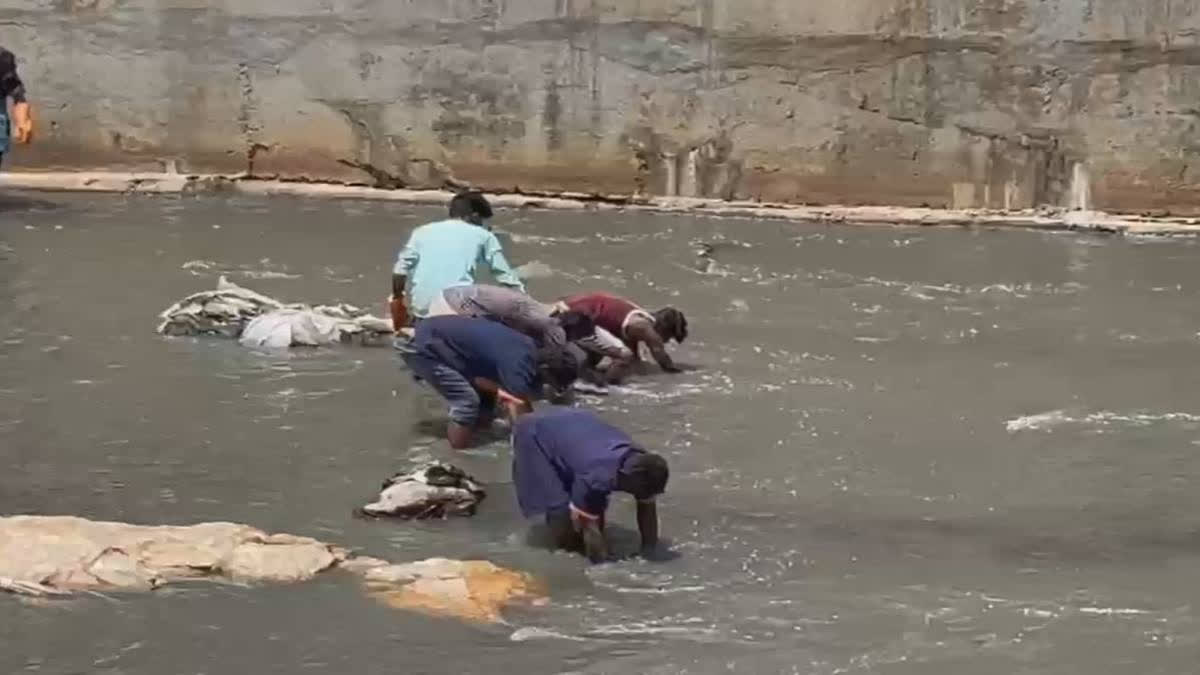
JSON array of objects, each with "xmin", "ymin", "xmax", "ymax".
[{"xmin": 5, "ymin": 1, "xmax": 1200, "ymax": 214}]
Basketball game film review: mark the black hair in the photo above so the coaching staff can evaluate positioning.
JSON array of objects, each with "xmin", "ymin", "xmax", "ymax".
[
  {"xmin": 448, "ymin": 190, "xmax": 493, "ymax": 224},
  {"xmin": 653, "ymin": 307, "xmax": 688, "ymax": 344},
  {"xmin": 537, "ymin": 345, "xmax": 579, "ymax": 393},
  {"xmin": 620, "ymin": 452, "xmax": 669, "ymax": 500},
  {"xmin": 0, "ymin": 49, "xmax": 14, "ymax": 76},
  {"xmin": 556, "ymin": 310, "xmax": 595, "ymax": 342}
]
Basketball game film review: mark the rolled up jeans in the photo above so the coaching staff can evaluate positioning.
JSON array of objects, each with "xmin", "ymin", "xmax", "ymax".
[
  {"xmin": 573, "ymin": 326, "xmax": 633, "ymax": 367},
  {"xmin": 401, "ymin": 352, "xmax": 481, "ymax": 427}
]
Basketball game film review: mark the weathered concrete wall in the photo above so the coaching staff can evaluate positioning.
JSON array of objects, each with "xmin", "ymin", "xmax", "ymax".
[{"xmin": 5, "ymin": 1, "xmax": 1200, "ymax": 213}]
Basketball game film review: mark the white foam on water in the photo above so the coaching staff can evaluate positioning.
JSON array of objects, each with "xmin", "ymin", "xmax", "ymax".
[
  {"xmin": 1006, "ymin": 409, "xmax": 1200, "ymax": 432},
  {"xmin": 508, "ymin": 233, "xmax": 588, "ymax": 246},
  {"xmin": 508, "ymin": 627, "xmax": 586, "ymax": 642},
  {"xmin": 1078, "ymin": 607, "xmax": 1151, "ymax": 616},
  {"xmin": 180, "ymin": 259, "xmax": 301, "ymax": 280}
]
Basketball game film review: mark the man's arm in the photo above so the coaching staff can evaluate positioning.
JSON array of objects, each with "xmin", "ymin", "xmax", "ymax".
[
  {"xmin": 11, "ymin": 79, "xmax": 31, "ymax": 144},
  {"xmin": 569, "ymin": 476, "xmax": 612, "ymax": 563},
  {"xmin": 392, "ymin": 235, "xmax": 420, "ymax": 297},
  {"xmin": 471, "ymin": 378, "xmax": 532, "ymax": 420},
  {"xmin": 482, "ymin": 233, "xmax": 525, "ymax": 292},
  {"xmin": 576, "ymin": 512, "xmax": 608, "ymax": 564},
  {"xmin": 635, "ymin": 500, "xmax": 659, "ymax": 555},
  {"xmin": 390, "ymin": 237, "xmax": 419, "ymax": 327},
  {"xmin": 626, "ymin": 322, "xmax": 680, "ymax": 373}
]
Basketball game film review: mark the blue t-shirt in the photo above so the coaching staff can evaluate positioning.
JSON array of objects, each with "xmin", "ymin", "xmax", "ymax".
[
  {"xmin": 511, "ymin": 406, "xmax": 642, "ymax": 518},
  {"xmin": 410, "ymin": 316, "xmax": 540, "ymax": 398}
]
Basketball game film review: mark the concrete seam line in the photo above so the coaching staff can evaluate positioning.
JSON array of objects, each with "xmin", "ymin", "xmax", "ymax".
[{"xmin": 3, "ymin": 172, "xmax": 1200, "ymax": 235}]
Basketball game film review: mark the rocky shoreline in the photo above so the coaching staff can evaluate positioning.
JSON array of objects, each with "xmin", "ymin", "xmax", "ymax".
[{"xmin": 5, "ymin": 171, "xmax": 1200, "ymax": 236}]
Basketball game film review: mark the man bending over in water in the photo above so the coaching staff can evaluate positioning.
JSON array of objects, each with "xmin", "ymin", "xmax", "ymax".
[
  {"xmin": 427, "ymin": 283, "xmax": 594, "ymax": 350},
  {"xmin": 400, "ymin": 315, "xmax": 577, "ymax": 448},
  {"xmin": 512, "ymin": 406, "xmax": 668, "ymax": 563},
  {"xmin": 558, "ymin": 291, "xmax": 689, "ymax": 383},
  {"xmin": 390, "ymin": 191, "xmax": 525, "ymax": 329}
]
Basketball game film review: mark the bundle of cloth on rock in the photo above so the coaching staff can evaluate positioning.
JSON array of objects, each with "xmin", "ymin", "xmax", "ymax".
[
  {"xmin": 156, "ymin": 276, "xmax": 393, "ymax": 347},
  {"xmin": 358, "ymin": 462, "xmax": 485, "ymax": 519}
]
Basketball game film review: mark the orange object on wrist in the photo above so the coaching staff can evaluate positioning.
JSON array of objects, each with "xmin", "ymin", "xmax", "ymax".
[{"xmin": 389, "ymin": 296, "xmax": 409, "ymax": 332}]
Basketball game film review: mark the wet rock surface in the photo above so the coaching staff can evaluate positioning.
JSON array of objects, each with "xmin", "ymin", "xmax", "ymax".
[
  {"xmin": 9, "ymin": 1, "xmax": 1200, "ymax": 212},
  {"xmin": 0, "ymin": 516, "xmax": 345, "ymax": 594},
  {"xmin": 0, "ymin": 516, "xmax": 542, "ymax": 624}
]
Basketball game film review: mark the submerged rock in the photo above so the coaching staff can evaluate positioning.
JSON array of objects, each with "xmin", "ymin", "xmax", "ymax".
[
  {"xmin": 359, "ymin": 462, "xmax": 485, "ymax": 518},
  {"xmin": 157, "ymin": 276, "xmax": 391, "ymax": 346},
  {"xmin": 0, "ymin": 516, "xmax": 543, "ymax": 624},
  {"xmin": 355, "ymin": 558, "xmax": 545, "ymax": 624}
]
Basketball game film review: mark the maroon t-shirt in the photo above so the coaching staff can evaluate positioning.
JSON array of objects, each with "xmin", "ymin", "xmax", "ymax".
[{"xmin": 563, "ymin": 292, "xmax": 641, "ymax": 339}]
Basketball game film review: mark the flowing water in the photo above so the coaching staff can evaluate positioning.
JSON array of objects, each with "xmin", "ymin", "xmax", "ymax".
[{"xmin": 2, "ymin": 192, "xmax": 1200, "ymax": 674}]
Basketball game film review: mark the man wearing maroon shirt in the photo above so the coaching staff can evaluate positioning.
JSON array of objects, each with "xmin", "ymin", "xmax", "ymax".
[{"xmin": 557, "ymin": 291, "xmax": 688, "ymax": 384}]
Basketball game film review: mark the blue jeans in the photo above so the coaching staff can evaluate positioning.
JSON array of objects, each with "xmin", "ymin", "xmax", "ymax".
[{"xmin": 401, "ymin": 351, "xmax": 491, "ymax": 427}]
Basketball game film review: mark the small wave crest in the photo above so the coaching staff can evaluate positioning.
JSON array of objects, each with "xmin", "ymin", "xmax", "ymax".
[{"xmin": 1006, "ymin": 409, "xmax": 1200, "ymax": 432}]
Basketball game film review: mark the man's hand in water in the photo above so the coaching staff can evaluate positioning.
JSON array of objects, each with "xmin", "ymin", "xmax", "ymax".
[{"xmin": 570, "ymin": 504, "xmax": 608, "ymax": 563}]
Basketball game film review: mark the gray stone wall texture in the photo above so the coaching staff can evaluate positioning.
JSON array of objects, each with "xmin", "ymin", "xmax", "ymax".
[{"xmin": 4, "ymin": 1, "xmax": 1200, "ymax": 213}]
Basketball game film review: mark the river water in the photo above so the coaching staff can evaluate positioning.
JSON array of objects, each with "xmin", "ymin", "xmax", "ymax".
[{"xmin": 2, "ymin": 192, "xmax": 1199, "ymax": 674}]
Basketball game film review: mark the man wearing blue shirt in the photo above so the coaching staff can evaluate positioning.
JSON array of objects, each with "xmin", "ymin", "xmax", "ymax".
[
  {"xmin": 390, "ymin": 191, "xmax": 525, "ymax": 325},
  {"xmin": 512, "ymin": 407, "xmax": 669, "ymax": 563},
  {"xmin": 402, "ymin": 316, "xmax": 577, "ymax": 448}
]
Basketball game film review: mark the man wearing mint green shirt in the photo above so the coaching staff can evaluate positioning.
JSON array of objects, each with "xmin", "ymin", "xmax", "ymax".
[{"xmin": 390, "ymin": 191, "xmax": 525, "ymax": 323}]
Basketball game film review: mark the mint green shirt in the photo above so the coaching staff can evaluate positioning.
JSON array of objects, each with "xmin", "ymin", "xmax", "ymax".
[{"xmin": 393, "ymin": 219, "xmax": 525, "ymax": 317}]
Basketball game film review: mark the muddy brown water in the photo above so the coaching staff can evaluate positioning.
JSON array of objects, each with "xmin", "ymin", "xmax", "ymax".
[{"xmin": 3, "ymin": 192, "xmax": 1200, "ymax": 674}]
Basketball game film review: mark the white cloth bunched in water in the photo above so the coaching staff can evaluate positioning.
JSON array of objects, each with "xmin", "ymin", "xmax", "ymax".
[
  {"xmin": 239, "ymin": 309, "xmax": 344, "ymax": 348},
  {"xmin": 360, "ymin": 463, "xmax": 486, "ymax": 519},
  {"xmin": 157, "ymin": 276, "xmax": 392, "ymax": 347}
]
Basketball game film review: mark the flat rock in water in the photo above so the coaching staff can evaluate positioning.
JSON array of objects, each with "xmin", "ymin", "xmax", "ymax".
[
  {"xmin": 360, "ymin": 558, "xmax": 545, "ymax": 624},
  {"xmin": 0, "ymin": 516, "xmax": 344, "ymax": 593},
  {"xmin": 0, "ymin": 516, "xmax": 543, "ymax": 624}
]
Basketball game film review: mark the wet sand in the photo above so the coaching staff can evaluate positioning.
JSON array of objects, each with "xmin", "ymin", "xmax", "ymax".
[{"xmin": 2, "ymin": 192, "xmax": 1200, "ymax": 674}]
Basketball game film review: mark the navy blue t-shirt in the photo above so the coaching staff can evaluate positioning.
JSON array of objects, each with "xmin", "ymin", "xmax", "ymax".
[
  {"xmin": 411, "ymin": 315, "xmax": 540, "ymax": 398},
  {"xmin": 511, "ymin": 406, "xmax": 643, "ymax": 518}
]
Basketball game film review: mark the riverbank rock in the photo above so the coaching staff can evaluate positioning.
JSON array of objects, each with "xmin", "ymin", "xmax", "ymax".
[
  {"xmin": 351, "ymin": 557, "xmax": 545, "ymax": 623},
  {"xmin": 0, "ymin": 516, "xmax": 544, "ymax": 624},
  {"xmin": 0, "ymin": 516, "xmax": 345, "ymax": 594},
  {"xmin": 359, "ymin": 462, "xmax": 485, "ymax": 518},
  {"xmin": 157, "ymin": 276, "xmax": 391, "ymax": 346}
]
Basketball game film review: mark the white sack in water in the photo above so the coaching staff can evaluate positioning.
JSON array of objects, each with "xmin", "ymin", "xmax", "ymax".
[
  {"xmin": 359, "ymin": 462, "xmax": 485, "ymax": 519},
  {"xmin": 157, "ymin": 276, "xmax": 391, "ymax": 347},
  {"xmin": 240, "ymin": 309, "xmax": 344, "ymax": 348}
]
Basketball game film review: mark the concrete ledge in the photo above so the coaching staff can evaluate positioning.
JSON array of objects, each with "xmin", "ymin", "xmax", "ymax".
[{"xmin": 6, "ymin": 171, "xmax": 1200, "ymax": 236}]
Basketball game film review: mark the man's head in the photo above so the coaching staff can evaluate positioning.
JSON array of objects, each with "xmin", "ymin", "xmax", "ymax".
[
  {"xmin": 556, "ymin": 310, "xmax": 595, "ymax": 342},
  {"xmin": 652, "ymin": 307, "xmax": 688, "ymax": 344},
  {"xmin": 448, "ymin": 190, "xmax": 494, "ymax": 227},
  {"xmin": 617, "ymin": 452, "xmax": 669, "ymax": 501},
  {"xmin": 536, "ymin": 345, "xmax": 579, "ymax": 396}
]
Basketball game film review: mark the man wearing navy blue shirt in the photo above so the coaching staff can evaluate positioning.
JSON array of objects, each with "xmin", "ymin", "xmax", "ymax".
[
  {"xmin": 512, "ymin": 407, "xmax": 669, "ymax": 563},
  {"xmin": 401, "ymin": 315, "xmax": 577, "ymax": 448}
]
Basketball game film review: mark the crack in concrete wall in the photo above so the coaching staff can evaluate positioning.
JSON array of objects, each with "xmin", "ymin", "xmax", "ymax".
[{"xmin": 6, "ymin": 0, "xmax": 1200, "ymax": 213}]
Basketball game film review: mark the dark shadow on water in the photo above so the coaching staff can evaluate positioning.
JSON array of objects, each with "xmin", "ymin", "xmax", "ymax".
[
  {"xmin": 524, "ymin": 522, "xmax": 682, "ymax": 564},
  {"xmin": 411, "ymin": 418, "xmax": 510, "ymax": 447},
  {"xmin": 0, "ymin": 193, "xmax": 64, "ymax": 213}
]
